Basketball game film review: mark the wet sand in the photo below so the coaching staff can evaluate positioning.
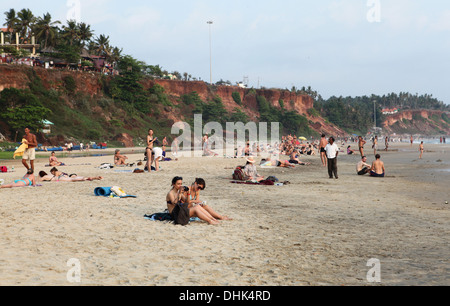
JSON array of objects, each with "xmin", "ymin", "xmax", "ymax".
[{"xmin": 0, "ymin": 142, "xmax": 448, "ymax": 285}]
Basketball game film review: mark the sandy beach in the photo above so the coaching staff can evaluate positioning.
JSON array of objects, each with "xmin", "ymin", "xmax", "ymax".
[{"xmin": 0, "ymin": 142, "xmax": 449, "ymax": 286}]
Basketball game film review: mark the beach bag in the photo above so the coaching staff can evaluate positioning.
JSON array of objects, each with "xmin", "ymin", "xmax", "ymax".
[
  {"xmin": 0, "ymin": 166, "xmax": 7, "ymax": 173},
  {"xmin": 232, "ymin": 166, "xmax": 246, "ymax": 181},
  {"xmin": 171, "ymin": 203, "xmax": 190, "ymax": 226},
  {"xmin": 265, "ymin": 176, "xmax": 279, "ymax": 183}
]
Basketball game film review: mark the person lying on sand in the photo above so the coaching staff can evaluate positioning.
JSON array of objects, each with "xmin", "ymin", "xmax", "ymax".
[
  {"xmin": 38, "ymin": 168, "xmax": 103, "ymax": 182},
  {"xmin": 288, "ymin": 150, "xmax": 310, "ymax": 165},
  {"xmin": 1, "ymin": 173, "xmax": 36, "ymax": 188},
  {"xmin": 260, "ymin": 157, "xmax": 295, "ymax": 168}
]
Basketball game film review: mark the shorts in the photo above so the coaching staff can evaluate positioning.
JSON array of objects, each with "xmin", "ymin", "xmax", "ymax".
[
  {"xmin": 152, "ymin": 147, "xmax": 163, "ymax": 160},
  {"xmin": 320, "ymin": 148, "xmax": 326, "ymax": 153},
  {"xmin": 370, "ymin": 171, "xmax": 385, "ymax": 177},
  {"xmin": 22, "ymin": 148, "xmax": 36, "ymax": 161}
]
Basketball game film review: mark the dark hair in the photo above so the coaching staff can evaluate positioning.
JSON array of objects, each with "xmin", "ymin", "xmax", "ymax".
[
  {"xmin": 39, "ymin": 171, "xmax": 47, "ymax": 177},
  {"xmin": 375, "ymin": 154, "xmax": 381, "ymax": 159},
  {"xmin": 172, "ymin": 176, "xmax": 183, "ymax": 185},
  {"xmin": 195, "ymin": 178, "xmax": 206, "ymax": 189},
  {"xmin": 50, "ymin": 167, "xmax": 58, "ymax": 173},
  {"xmin": 321, "ymin": 134, "xmax": 325, "ymax": 137}
]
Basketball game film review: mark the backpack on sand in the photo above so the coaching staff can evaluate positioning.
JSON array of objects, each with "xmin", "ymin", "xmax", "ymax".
[
  {"xmin": 232, "ymin": 166, "xmax": 246, "ymax": 181},
  {"xmin": 171, "ymin": 203, "xmax": 190, "ymax": 226}
]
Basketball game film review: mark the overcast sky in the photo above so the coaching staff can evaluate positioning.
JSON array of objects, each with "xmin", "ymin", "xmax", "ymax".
[{"xmin": 5, "ymin": 0, "xmax": 450, "ymax": 104}]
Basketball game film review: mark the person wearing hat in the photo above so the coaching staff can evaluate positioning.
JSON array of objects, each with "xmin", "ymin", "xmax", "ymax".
[{"xmin": 243, "ymin": 157, "xmax": 264, "ymax": 182}]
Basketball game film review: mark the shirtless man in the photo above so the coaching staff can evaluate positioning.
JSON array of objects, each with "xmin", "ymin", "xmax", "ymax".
[
  {"xmin": 370, "ymin": 154, "xmax": 385, "ymax": 177},
  {"xmin": 319, "ymin": 134, "xmax": 328, "ymax": 167},
  {"xmin": 22, "ymin": 127, "xmax": 38, "ymax": 173},
  {"xmin": 358, "ymin": 136, "xmax": 366, "ymax": 157},
  {"xmin": 419, "ymin": 141, "xmax": 424, "ymax": 159},
  {"xmin": 356, "ymin": 156, "xmax": 371, "ymax": 175},
  {"xmin": 372, "ymin": 136, "xmax": 378, "ymax": 155}
]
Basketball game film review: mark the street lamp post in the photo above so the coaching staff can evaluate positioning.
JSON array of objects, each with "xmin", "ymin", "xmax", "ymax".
[
  {"xmin": 373, "ymin": 101, "xmax": 377, "ymax": 129},
  {"xmin": 207, "ymin": 21, "xmax": 213, "ymax": 84}
]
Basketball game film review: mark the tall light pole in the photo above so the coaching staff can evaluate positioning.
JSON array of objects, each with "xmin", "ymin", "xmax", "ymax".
[
  {"xmin": 207, "ymin": 21, "xmax": 213, "ymax": 84},
  {"xmin": 373, "ymin": 100, "xmax": 377, "ymax": 129}
]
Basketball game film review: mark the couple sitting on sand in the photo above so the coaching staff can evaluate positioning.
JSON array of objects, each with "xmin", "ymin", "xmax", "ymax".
[
  {"xmin": 167, "ymin": 177, "xmax": 231, "ymax": 225},
  {"xmin": 356, "ymin": 154, "xmax": 385, "ymax": 177}
]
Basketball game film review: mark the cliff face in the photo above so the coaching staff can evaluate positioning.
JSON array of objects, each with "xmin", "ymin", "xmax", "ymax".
[
  {"xmin": 382, "ymin": 110, "xmax": 450, "ymax": 135},
  {"xmin": 0, "ymin": 64, "xmax": 345, "ymax": 138}
]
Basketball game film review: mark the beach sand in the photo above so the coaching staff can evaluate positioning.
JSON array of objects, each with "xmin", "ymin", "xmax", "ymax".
[{"xmin": 0, "ymin": 142, "xmax": 449, "ymax": 286}]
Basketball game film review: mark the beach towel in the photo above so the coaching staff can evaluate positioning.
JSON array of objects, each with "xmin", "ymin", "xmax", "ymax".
[
  {"xmin": 13, "ymin": 139, "xmax": 28, "ymax": 159},
  {"xmin": 94, "ymin": 186, "xmax": 137, "ymax": 198},
  {"xmin": 144, "ymin": 211, "xmax": 200, "ymax": 223},
  {"xmin": 230, "ymin": 180, "xmax": 275, "ymax": 185}
]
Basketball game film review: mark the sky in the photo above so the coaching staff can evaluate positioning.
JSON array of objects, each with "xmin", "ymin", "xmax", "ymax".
[{"xmin": 4, "ymin": 0, "xmax": 450, "ymax": 104}]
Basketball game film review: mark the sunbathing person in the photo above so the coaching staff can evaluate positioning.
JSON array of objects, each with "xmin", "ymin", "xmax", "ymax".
[
  {"xmin": 370, "ymin": 154, "xmax": 385, "ymax": 177},
  {"xmin": 187, "ymin": 178, "xmax": 231, "ymax": 220},
  {"xmin": 49, "ymin": 152, "xmax": 64, "ymax": 166},
  {"xmin": 114, "ymin": 149, "xmax": 128, "ymax": 166},
  {"xmin": 260, "ymin": 157, "xmax": 295, "ymax": 168},
  {"xmin": 243, "ymin": 157, "xmax": 265, "ymax": 182},
  {"xmin": 288, "ymin": 150, "xmax": 310, "ymax": 165},
  {"xmin": 38, "ymin": 168, "xmax": 103, "ymax": 182},
  {"xmin": 167, "ymin": 177, "xmax": 220, "ymax": 225},
  {"xmin": 1, "ymin": 173, "xmax": 36, "ymax": 188}
]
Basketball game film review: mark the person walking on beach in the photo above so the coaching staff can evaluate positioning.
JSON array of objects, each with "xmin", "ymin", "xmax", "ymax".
[
  {"xmin": 385, "ymin": 136, "xmax": 389, "ymax": 151},
  {"xmin": 22, "ymin": 127, "xmax": 37, "ymax": 174},
  {"xmin": 419, "ymin": 141, "xmax": 424, "ymax": 159},
  {"xmin": 372, "ymin": 135, "xmax": 378, "ymax": 156},
  {"xmin": 325, "ymin": 137, "xmax": 339, "ymax": 179},
  {"xmin": 319, "ymin": 134, "xmax": 328, "ymax": 167},
  {"xmin": 358, "ymin": 136, "xmax": 366, "ymax": 157}
]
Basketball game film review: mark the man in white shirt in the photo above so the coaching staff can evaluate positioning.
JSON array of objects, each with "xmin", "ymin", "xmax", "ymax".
[{"xmin": 325, "ymin": 137, "xmax": 339, "ymax": 179}]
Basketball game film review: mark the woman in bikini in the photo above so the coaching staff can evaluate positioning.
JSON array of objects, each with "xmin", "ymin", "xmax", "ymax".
[
  {"xmin": 166, "ymin": 177, "xmax": 230, "ymax": 225},
  {"xmin": 49, "ymin": 152, "xmax": 64, "ymax": 166},
  {"xmin": 145, "ymin": 129, "xmax": 158, "ymax": 171},
  {"xmin": 188, "ymin": 178, "xmax": 231, "ymax": 220},
  {"xmin": 1, "ymin": 173, "xmax": 36, "ymax": 188},
  {"xmin": 38, "ymin": 167, "xmax": 103, "ymax": 182}
]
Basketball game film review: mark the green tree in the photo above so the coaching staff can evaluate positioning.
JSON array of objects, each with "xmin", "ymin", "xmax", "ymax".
[
  {"xmin": 0, "ymin": 88, "xmax": 52, "ymax": 137},
  {"xmin": 3, "ymin": 9, "xmax": 17, "ymax": 43},
  {"xmin": 34, "ymin": 12, "xmax": 61, "ymax": 49},
  {"xmin": 16, "ymin": 8, "xmax": 35, "ymax": 43}
]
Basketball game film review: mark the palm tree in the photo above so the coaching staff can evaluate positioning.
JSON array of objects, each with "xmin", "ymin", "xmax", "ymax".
[
  {"xmin": 62, "ymin": 20, "xmax": 79, "ymax": 45},
  {"xmin": 3, "ymin": 9, "xmax": 18, "ymax": 43},
  {"xmin": 34, "ymin": 12, "xmax": 61, "ymax": 49},
  {"xmin": 16, "ymin": 8, "xmax": 35, "ymax": 44},
  {"xmin": 93, "ymin": 34, "xmax": 111, "ymax": 57},
  {"xmin": 78, "ymin": 22, "xmax": 93, "ymax": 48}
]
